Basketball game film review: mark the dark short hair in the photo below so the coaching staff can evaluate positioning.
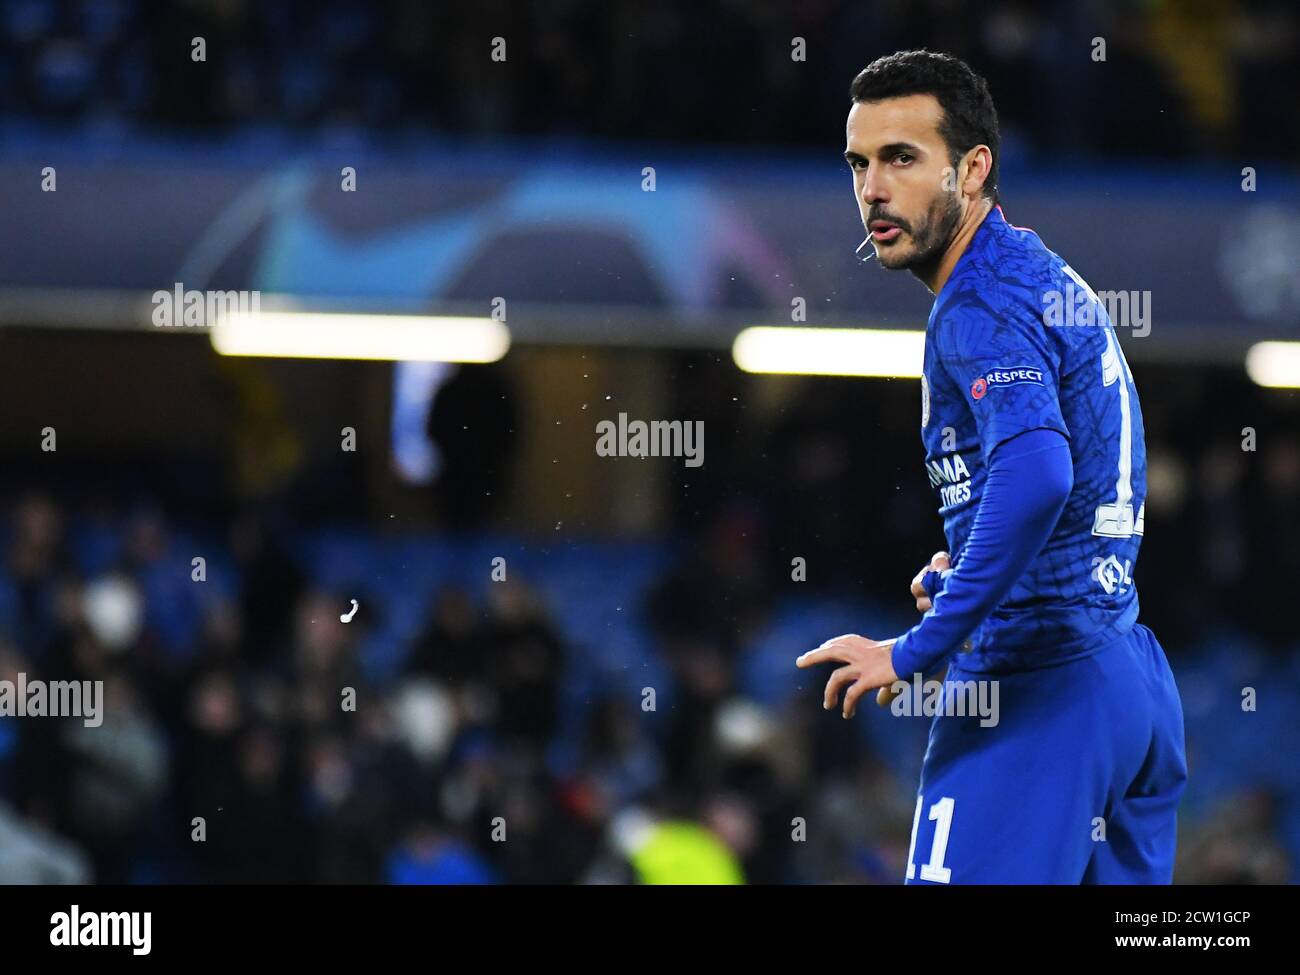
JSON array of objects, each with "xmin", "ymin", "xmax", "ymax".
[{"xmin": 849, "ymin": 50, "xmax": 1000, "ymax": 203}]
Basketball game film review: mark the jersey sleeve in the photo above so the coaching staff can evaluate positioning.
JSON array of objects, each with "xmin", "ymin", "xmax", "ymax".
[{"xmin": 933, "ymin": 285, "xmax": 1069, "ymax": 460}]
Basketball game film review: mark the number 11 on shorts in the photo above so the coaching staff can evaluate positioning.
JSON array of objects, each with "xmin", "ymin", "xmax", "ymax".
[{"xmin": 906, "ymin": 794, "xmax": 955, "ymax": 883}]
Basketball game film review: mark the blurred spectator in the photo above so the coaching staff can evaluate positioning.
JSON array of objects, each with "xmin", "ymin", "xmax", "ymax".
[
  {"xmin": 387, "ymin": 819, "xmax": 499, "ymax": 885},
  {"xmin": 480, "ymin": 580, "xmax": 565, "ymax": 747},
  {"xmin": 59, "ymin": 674, "xmax": 168, "ymax": 883},
  {"xmin": 1176, "ymin": 790, "xmax": 1291, "ymax": 884},
  {"xmin": 0, "ymin": 800, "xmax": 90, "ymax": 883},
  {"xmin": 426, "ymin": 364, "xmax": 520, "ymax": 528}
]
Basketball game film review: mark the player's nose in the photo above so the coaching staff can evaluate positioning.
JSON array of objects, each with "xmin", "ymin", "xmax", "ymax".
[{"xmin": 860, "ymin": 167, "xmax": 889, "ymax": 206}]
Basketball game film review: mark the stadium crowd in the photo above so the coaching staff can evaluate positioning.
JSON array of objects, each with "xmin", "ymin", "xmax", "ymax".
[
  {"xmin": 1, "ymin": 0, "xmax": 1296, "ymax": 161},
  {"xmin": 0, "ymin": 361, "xmax": 1296, "ymax": 884}
]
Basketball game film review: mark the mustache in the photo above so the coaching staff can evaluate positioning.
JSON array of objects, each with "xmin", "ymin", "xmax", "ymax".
[{"xmin": 867, "ymin": 209, "xmax": 912, "ymax": 233}]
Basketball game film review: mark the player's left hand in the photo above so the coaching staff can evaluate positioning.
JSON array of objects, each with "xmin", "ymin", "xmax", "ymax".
[{"xmin": 796, "ymin": 634, "xmax": 899, "ymax": 719}]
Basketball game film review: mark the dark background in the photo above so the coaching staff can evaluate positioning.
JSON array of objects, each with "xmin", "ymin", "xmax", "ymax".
[{"xmin": 0, "ymin": 0, "xmax": 1296, "ymax": 884}]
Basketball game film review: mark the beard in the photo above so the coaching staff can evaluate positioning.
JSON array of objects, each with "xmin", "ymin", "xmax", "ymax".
[{"xmin": 873, "ymin": 190, "xmax": 962, "ymax": 273}]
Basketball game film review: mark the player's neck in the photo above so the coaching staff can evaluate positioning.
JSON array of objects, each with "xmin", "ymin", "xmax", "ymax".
[{"xmin": 914, "ymin": 198, "xmax": 994, "ymax": 295}]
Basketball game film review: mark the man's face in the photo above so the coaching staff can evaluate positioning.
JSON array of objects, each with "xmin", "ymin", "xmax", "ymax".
[{"xmin": 845, "ymin": 94, "xmax": 963, "ymax": 272}]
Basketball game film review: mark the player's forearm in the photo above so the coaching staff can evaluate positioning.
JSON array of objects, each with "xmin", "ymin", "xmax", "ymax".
[{"xmin": 891, "ymin": 428, "xmax": 1073, "ymax": 677}]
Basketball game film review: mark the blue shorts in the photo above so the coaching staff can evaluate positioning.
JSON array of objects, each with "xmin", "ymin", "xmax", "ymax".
[{"xmin": 903, "ymin": 623, "xmax": 1187, "ymax": 884}]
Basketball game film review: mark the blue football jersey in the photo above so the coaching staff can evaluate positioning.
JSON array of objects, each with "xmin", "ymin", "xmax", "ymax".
[{"xmin": 920, "ymin": 205, "xmax": 1146, "ymax": 673}]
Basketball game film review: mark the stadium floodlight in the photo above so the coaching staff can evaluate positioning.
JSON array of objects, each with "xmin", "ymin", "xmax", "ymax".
[
  {"xmin": 1245, "ymin": 341, "xmax": 1300, "ymax": 389},
  {"xmin": 211, "ymin": 311, "xmax": 510, "ymax": 362},
  {"xmin": 732, "ymin": 326, "xmax": 924, "ymax": 378}
]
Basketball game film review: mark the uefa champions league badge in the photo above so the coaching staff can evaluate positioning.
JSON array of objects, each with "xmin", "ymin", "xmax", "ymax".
[{"xmin": 921, "ymin": 373, "xmax": 930, "ymax": 427}]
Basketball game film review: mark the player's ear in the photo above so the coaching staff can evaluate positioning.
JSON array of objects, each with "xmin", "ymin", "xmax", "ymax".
[{"xmin": 962, "ymin": 146, "xmax": 992, "ymax": 199}]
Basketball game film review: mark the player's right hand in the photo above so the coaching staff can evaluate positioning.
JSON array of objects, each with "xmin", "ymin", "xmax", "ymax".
[{"xmin": 910, "ymin": 551, "xmax": 951, "ymax": 612}]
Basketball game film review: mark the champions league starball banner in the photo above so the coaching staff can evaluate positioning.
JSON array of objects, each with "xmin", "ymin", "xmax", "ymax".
[{"xmin": 1, "ymin": 145, "xmax": 1297, "ymax": 347}]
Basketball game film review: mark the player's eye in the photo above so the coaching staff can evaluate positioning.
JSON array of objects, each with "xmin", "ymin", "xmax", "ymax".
[{"xmin": 894, "ymin": 153, "xmax": 914, "ymax": 165}]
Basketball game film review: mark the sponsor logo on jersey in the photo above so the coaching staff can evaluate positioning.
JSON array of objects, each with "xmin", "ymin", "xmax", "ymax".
[
  {"xmin": 1091, "ymin": 554, "xmax": 1133, "ymax": 595},
  {"xmin": 925, "ymin": 452, "xmax": 972, "ymax": 508}
]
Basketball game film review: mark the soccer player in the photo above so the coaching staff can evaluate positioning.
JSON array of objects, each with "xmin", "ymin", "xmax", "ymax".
[{"xmin": 795, "ymin": 50, "xmax": 1187, "ymax": 883}]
